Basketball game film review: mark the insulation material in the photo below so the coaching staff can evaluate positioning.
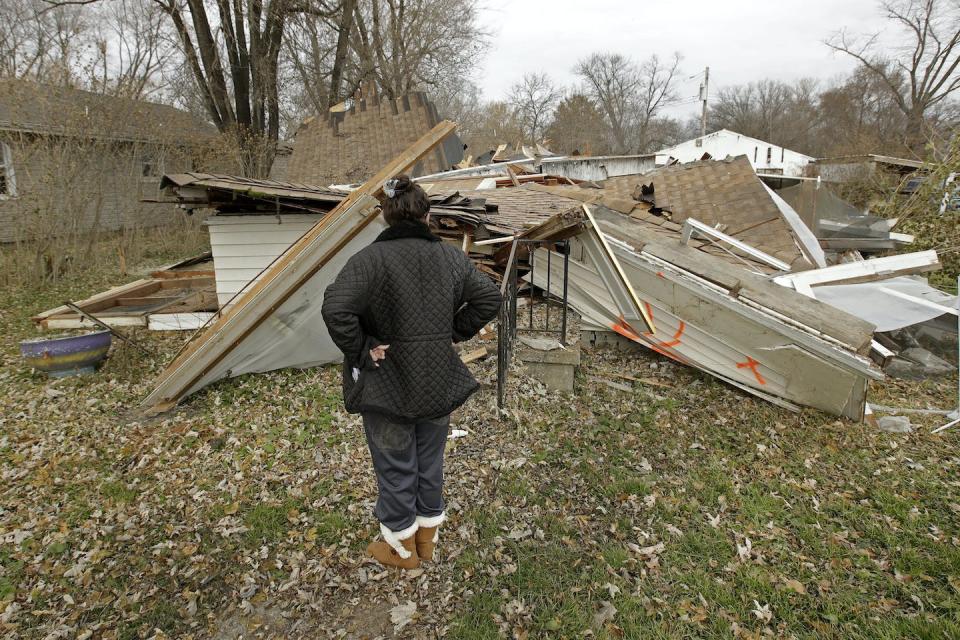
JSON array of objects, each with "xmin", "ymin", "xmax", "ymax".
[{"xmin": 813, "ymin": 276, "xmax": 958, "ymax": 332}]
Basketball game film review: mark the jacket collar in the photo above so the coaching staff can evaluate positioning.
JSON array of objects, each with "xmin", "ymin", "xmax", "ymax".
[{"xmin": 374, "ymin": 219, "xmax": 442, "ymax": 243}]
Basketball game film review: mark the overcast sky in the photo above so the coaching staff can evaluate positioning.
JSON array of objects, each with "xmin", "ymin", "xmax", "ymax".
[{"xmin": 473, "ymin": 0, "xmax": 893, "ymax": 119}]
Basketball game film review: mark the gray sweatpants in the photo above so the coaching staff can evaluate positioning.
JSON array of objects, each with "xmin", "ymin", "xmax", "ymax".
[{"xmin": 362, "ymin": 412, "xmax": 449, "ymax": 532}]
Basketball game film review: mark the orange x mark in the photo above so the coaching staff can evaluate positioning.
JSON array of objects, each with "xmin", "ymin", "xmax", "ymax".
[{"xmin": 736, "ymin": 356, "xmax": 767, "ymax": 385}]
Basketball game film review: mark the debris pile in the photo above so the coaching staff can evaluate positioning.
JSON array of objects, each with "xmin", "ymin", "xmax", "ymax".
[{"xmin": 32, "ymin": 102, "xmax": 957, "ymax": 421}]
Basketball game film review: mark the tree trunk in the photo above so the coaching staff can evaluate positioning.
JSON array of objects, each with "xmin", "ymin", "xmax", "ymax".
[
  {"xmin": 328, "ymin": 0, "xmax": 356, "ymax": 108},
  {"xmin": 905, "ymin": 106, "xmax": 928, "ymax": 155}
]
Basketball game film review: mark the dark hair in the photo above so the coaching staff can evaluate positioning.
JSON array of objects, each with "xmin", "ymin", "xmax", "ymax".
[{"xmin": 381, "ymin": 174, "xmax": 430, "ymax": 225}]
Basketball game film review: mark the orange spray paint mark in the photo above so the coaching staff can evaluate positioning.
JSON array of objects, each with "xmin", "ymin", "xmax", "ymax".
[{"xmin": 736, "ymin": 356, "xmax": 767, "ymax": 385}]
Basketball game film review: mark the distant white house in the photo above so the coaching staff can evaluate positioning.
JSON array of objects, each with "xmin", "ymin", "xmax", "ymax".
[{"xmin": 654, "ymin": 129, "xmax": 814, "ymax": 177}]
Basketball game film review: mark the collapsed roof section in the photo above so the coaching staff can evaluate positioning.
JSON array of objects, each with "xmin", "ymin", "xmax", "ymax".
[
  {"xmin": 527, "ymin": 204, "xmax": 881, "ymax": 419},
  {"xmin": 632, "ymin": 156, "xmax": 817, "ymax": 269}
]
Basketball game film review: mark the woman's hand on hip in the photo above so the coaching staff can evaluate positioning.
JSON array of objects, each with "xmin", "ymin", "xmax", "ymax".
[{"xmin": 370, "ymin": 344, "xmax": 390, "ymax": 366}]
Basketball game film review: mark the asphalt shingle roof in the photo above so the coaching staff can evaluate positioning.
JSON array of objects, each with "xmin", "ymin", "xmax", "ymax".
[{"xmin": 0, "ymin": 79, "xmax": 216, "ymax": 143}]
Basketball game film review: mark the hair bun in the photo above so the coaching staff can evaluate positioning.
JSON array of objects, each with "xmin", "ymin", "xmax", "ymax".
[{"xmin": 384, "ymin": 174, "xmax": 413, "ymax": 198}]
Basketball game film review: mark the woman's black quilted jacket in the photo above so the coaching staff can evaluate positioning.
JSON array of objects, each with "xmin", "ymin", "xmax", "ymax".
[{"xmin": 321, "ymin": 219, "xmax": 502, "ymax": 421}]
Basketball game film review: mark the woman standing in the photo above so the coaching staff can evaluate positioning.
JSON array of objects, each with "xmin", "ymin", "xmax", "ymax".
[{"xmin": 321, "ymin": 175, "xmax": 502, "ymax": 569}]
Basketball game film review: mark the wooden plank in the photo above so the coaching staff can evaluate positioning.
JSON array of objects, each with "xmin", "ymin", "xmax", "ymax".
[
  {"xmin": 148, "ymin": 252, "xmax": 214, "ymax": 277},
  {"xmin": 142, "ymin": 121, "xmax": 457, "ymax": 413},
  {"xmin": 115, "ymin": 296, "xmax": 182, "ymax": 307},
  {"xmin": 44, "ymin": 316, "xmax": 147, "ymax": 329},
  {"xmin": 157, "ymin": 277, "xmax": 214, "ymax": 289},
  {"xmin": 461, "ymin": 346, "xmax": 493, "ymax": 364},
  {"xmin": 506, "ymin": 165, "xmax": 521, "ymax": 188},
  {"xmin": 33, "ymin": 278, "xmax": 157, "ymax": 323},
  {"xmin": 152, "ymin": 269, "xmax": 215, "ymax": 279}
]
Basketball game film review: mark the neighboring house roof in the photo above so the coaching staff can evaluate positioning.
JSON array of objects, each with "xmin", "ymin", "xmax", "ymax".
[
  {"xmin": 655, "ymin": 129, "xmax": 814, "ymax": 162},
  {"xmin": 0, "ymin": 78, "xmax": 217, "ymax": 144}
]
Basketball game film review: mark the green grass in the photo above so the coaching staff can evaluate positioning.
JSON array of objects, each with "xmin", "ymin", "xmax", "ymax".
[{"xmin": 244, "ymin": 503, "xmax": 299, "ymax": 545}]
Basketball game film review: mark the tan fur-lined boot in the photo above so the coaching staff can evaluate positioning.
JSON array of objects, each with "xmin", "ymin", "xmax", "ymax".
[
  {"xmin": 367, "ymin": 522, "xmax": 420, "ymax": 570},
  {"xmin": 415, "ymin": 513, "xmax": 445, "ymax": 561}
]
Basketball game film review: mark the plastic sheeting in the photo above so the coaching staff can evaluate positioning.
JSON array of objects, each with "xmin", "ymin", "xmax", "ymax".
[{"xmin": 813, "ymin": 276, "xmax": 958, "ymax": 332}]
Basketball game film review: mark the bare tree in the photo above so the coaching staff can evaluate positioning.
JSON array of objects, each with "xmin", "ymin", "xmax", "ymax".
[
  {"xmin": 816, "ymin": 68, "xmax": 911, "ymax": 155},
  {"xmin": 574, "ymin": 52, "xmax": 640, "ymax": 153},
  {"xmin": 282, "ymin": 0, "xmax": 358, "ymax": 117},
  {"xmin": 88, "ymin": 0, "xmax": 178, "ymax": 99},
  {"xmin": 42, "ymin": 0, "xmax": 345, "ymax": 176},
  {"xmin": 349, "ymin": 0, "xmax": 488, "ymax": 99},
  {"xmin": 574, "ymin": 51, "xmax": 681, "ymax": 153},
  {"xmin": 827, "ymin": 0, "xmax": 960, "ymax": 151},
  {"xmin": 431, "ymin": 76, "xmax": 486, "ymax": 149},
  {"xmin": 281, "ymin": 0, "xmax": 487, "ymax": 139},
  {"xmin": 0, "ymin": 1, "xmax": 91, "ymax": 84},
  {"xmin": 461, "ymin": 100, "xmax": 524, "ymax": 157},
  {"xmin": 508, "ymin": 72, "xmax": 562, "ymax": 144},
  {"xmin": 710, "ymin": 79, "xmax": 820, "ymax": 152},
  {"xmin": 635, "ymin": 53, "xmax": 682, "ymax": 150}
]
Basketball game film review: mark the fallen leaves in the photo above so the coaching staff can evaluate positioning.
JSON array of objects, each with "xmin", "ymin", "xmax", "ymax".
[
  {"xmin": 390, "ymin": 600, "xmax": 417, "ymax": 632},
  {"xmin": 3, "ymin": 263, "xmax": 960, "ymax": 638},
  {"xmin": 593, "ymin": 600, "xmax": 617, "ymax": 627}
]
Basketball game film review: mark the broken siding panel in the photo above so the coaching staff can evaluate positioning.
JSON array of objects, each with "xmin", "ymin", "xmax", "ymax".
[
  {"xmin": 537, "ymin": 155, "xmax": 656, "ymax": 181},
  {"xmin": 205, "ymin": 214, "xmax": 322, "ymax": 307},
  {"xmin": 530, "ymin": 244, "xmax": 877, "ymax": 419},
  {"xmin": 591, "ymin": 209, "xmax": 875, "ymax": 353}
]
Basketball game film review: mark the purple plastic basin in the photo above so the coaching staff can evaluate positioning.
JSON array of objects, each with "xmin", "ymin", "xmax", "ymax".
[{"xmin": 20, "ymin": 330, "xmax": 112, "ymax": 377}]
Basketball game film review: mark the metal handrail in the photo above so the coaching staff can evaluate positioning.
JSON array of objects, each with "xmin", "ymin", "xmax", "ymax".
[{"xmin": 496, "ymin": 238, "xmax": 571, "ymax": 409}]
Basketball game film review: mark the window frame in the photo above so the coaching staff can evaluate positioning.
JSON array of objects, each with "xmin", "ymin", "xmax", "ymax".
[
  {"xmin": 0, "ymin": 141, "xmax": 17, "ymax": 199},
  {"xmin": 140, "ymin": 150, "xmax": 165, "ymax": 182}
]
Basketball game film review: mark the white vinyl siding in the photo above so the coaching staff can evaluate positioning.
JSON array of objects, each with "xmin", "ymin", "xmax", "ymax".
[{"xmin": 205, "ymin": 214, "xmax": 323, "ymax": 307}]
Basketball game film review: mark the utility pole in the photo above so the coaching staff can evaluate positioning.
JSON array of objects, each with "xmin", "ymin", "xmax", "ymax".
[{"xmin": 699, "ymin": 66, "xmax": 710, "ymax": 138}]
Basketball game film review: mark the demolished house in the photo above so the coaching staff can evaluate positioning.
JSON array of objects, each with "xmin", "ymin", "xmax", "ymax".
[{"xmin": 32, "ymin": 103, "xmax": 956, "ymax": 422}]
